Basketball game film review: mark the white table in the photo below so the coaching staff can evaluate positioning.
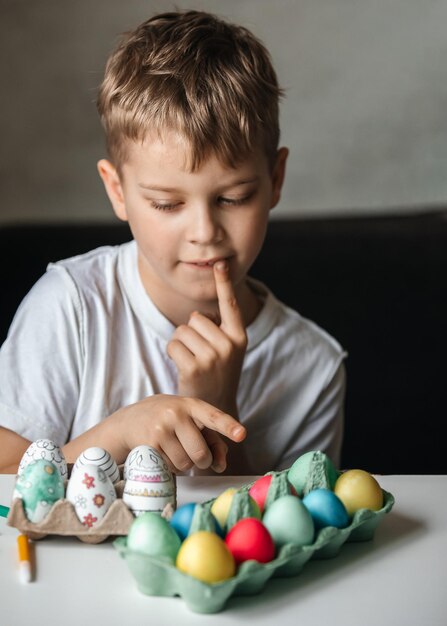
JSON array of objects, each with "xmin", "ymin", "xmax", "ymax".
[{"xmin": 1, "ymin": 474, "xmax": 446, "ymax": 626}]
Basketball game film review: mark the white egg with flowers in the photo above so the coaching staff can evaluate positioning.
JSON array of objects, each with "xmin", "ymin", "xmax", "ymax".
[{"xmin": 66, "ymin": 464, "xmax": 116, "ymax": 528}]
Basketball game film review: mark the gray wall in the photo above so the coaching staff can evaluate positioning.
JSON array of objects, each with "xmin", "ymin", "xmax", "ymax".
[{"xmin": 1, "ymin": 0, "xmax": 447, "ymax": 224}]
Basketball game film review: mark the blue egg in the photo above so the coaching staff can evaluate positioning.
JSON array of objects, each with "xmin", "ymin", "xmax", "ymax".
[
  {"xmin": 170, "ymin": 502, "xmax": 226, "ymax": 540},
  {"xmin": 302, "ymin": 488, "xmax": 349, "ymax": 529},
  {"xmin": 170, "ymin": 502, "xmax": 197, "ymax": 540}
]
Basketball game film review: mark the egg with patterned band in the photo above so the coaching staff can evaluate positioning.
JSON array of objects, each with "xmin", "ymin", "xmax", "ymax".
[
  {"xmin": 66, "ymin": 464, "xmax": 116, "ymax": 528},
  {"xmin": 73, "ymin": 447, "xmax": 120, "ymax": 484},
  {"xmin": 123, "ymin": 445, "xmax": 176, "ymax": 516},
  {"xmin": 18, "ymin": 439, "xmax": 68, "ymax": 480}
]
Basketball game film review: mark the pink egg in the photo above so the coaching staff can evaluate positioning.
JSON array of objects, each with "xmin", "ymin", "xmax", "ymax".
[
  {"xmin": 248, "ymin": 475, "xmax": 273, "ymax": 513},
  {"xmin": 249, "ymin": 474, "xmax": 298, "ymax": 513}
]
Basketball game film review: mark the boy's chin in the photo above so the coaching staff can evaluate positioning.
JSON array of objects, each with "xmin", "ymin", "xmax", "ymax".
[
  {"xmin": 186, "ymin": 286, "xmax": 218, "ymax": 305},
  {"xmin": 180, "ymin": 283, "xmax": 219, "ymax": 307}
]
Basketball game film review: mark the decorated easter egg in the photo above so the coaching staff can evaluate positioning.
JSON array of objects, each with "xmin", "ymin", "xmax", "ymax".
[
  {"xmin": 124, "ymin": 445, "xmax": 167, "ymax": 480},
  {"xmin": 334, "ymin": 469, "xmax": 383, "ymax": 516},
  {"xmin": 74, "ymin": 447, "xmax": 120, "ymax": 484},
  {"xmin": 127, "ymin": 512, "xmax": 181, "ymax": 562},
  {"xmin": 176, "ymin": 531, "xmax": 236, "ymax": 583},
  {"xmin": 302, "ymin": 488, "xmax": 349, "ymax": 529},
  {"xmin": 225, "ymin": 518, "xmax": 275, "ymax": 564},
  {"xmin": 66, "ymin": 464, "xmax": 116, "ymax": 528},
  {"xmin": 123, "ymin": 445, "xmax": 175, "ymax": 516},
  {"xmin": 263, "ymin": 494, "xmax": 314, "ymax": 548},
  {"xmin": 18, "ymin": 439, "xmax": 67, "ymax": 480},
  {"xmin": 15, "ymin": 460, "xmax": 64, "ymax": 523},
  {"xmin": 288, "ymin": 450, "xmax": 338, "ymax": 496}
]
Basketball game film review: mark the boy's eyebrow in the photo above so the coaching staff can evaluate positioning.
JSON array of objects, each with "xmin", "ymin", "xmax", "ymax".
[{"xmin": 138, "ymin": 177, "xmax": 259, "ymax": 192}]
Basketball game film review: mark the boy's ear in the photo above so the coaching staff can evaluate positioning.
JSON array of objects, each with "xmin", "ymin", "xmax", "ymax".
[
  {"xmin": 97, "ymin": 159, "xmax": 128, "ymax": 221},
  {"xmin": 270, "ymin": 147, "xmax": 289, "ymax": 210}
]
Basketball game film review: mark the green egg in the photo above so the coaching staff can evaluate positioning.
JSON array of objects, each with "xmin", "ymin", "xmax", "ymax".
[
  {"xmin": 127, "ymin": 512, "xmax": 182, "ymax": 563},
  {"xmin": 16, "ymin": 459, "xmax": 64, "ymax": 523},
  {"xmin": 263, "ymin": 495, "xmax": 314, "ymax": 548},
  {"xmin": 288, "ymin": 450, "xmax": 339, "ymax": 496}
]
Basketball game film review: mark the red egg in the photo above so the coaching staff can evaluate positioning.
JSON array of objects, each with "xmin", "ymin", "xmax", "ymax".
[
  {"xmin": 249, "ymin": 475, "xmax": 298, "ymax": 513},
  {"xmin": 248, "ymin": 475, "xmax": 273, "ymax": 512},
  {"xmin": 225, "ymin": 517, "xmax": 275, "ymax": 564}
]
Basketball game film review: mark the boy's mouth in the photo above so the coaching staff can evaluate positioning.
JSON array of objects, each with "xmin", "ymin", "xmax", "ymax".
[{"xmin": 183, "ymin": 257, "xmax": 228, "ymax": 268}]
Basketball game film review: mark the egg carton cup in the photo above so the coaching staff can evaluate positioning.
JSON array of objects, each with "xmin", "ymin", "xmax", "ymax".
[
  {"xmin": 115, "ymin": 469, "xmax": 395, "ymax": 613},
  {"xmin": 7, "ymin": 470, "xmax": 177, "ymax": 544}
]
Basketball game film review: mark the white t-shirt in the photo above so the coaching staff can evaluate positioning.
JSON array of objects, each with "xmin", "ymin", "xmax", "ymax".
[{"xmin": 0, "ymin": 241, "xmax": 347, "ymax": 473}]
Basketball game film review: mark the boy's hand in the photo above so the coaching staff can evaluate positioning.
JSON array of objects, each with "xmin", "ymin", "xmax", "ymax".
[
  {"xmin": 116, "ymin": 394, "xmax": 245, "ymax": 473},
  {"xmin": 167, "ymin": 261, "xmax": 248, "ymax": 416},
  {"xmin": 64, "ymin": 394, "xmax": 246, "ymax": 474}
]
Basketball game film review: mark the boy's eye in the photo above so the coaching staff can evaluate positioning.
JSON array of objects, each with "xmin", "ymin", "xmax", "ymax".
[
  {"xmin": 151, "ymin": 201, "xmax": 179, "ymax": 211},
  {"xmin": 219, "ymin": 193, "xmax": 253, "ymax": 206}
]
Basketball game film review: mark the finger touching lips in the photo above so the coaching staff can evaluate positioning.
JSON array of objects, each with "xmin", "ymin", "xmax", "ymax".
[{"xmin": 213, "ymin": 261, "xmax": 245, "ymax": 333}]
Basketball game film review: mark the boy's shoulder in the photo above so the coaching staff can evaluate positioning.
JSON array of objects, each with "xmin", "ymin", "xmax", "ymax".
[
  {"xmin": 49, "ymin": 241, "xmax": 130, "ymax": 271},
  {"xmin": 36, "ymin": 241, "xmax": 136, "ymax": 314},
  {"xmin": 47, "ymin": 241, "xmax": 134, "ymax": 286},
  {"xmin": 249, "ymin": 278, "xmax": 346, "ymax": 363}
]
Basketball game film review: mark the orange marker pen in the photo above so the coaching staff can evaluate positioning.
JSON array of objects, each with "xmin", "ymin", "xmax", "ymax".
[{"xmin": 17, "ymin": 534, "xmax": 32, "ymax": 583}]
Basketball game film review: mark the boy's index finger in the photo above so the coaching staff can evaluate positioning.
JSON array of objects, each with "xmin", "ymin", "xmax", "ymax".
[
  {"xmin": 213, "ymin": 260, "xmax": 245, "ymax": 337},
  {"xmin": 189, "ymin": 400, "xmax": 247, "ymax": 442}
]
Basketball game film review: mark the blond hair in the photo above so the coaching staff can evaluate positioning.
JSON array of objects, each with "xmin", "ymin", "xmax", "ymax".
[{"xmin": 97, "ymin": 10, "xmax": 283, "ymax": 171}]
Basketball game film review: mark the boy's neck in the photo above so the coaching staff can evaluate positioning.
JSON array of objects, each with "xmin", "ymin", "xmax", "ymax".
[
  {"xmin": 163, "ymin": 282, "xmax": 262, "ymax": 329},
  {"xmin": 137, "ymin": 262, "xmax": 262, "ymax": 328}
]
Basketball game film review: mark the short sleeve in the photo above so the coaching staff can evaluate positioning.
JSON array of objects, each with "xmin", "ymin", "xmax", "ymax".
[
  {"xmin": 276, "ymin": 358, "xmax": 347, "ymax": 470},
  {"xmin": 0, "ymin": 266, "xmax": 84, "ymax": 445}
]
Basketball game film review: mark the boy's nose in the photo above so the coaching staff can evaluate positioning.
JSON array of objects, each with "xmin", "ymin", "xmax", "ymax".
[{"xmin": 187, "ymin": 204, "xmax": 224, "ymax": 245}]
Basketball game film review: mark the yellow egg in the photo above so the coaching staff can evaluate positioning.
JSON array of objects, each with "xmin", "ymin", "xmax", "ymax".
[
  {"xmin": 210, "ymin": 488, "xmax": 237, "ymax": 528},
  {"xmin": 176, "ymin": 531, "xmax": 236, "ymax": 583},
  {"xmin": 334, "ymin": 469, "xmax": 383, "ymax": 516}
]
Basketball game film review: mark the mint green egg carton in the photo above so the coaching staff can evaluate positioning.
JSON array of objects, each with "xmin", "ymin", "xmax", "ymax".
[{"xmin": 115, "ymin": 468, "xmax": 394, "ymax": 614}]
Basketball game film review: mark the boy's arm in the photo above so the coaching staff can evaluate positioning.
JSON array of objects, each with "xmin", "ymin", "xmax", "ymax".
[
  {"xmin": 62, "ymin": 393, "xmax": 245, "ymax": 473},
  {"xmin": 0, "ymin": 395, "xmax": 246, "ymax": 475},
  {"xmin": 0, "ymin": 427, "xmax": 31, "ymax": 473}
]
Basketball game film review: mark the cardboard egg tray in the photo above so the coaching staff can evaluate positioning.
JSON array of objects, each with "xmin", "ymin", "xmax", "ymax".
[
  {"xmin": 114, "ymin": 469, "xmax": 395, "ymax": 614},
  {"xmin": 7, "ymin": 466, "xmax": 177, "ymax": 544}
]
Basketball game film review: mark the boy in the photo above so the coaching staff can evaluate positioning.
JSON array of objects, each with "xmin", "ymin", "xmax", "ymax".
[{"xmin": 0, "ymin": 11, "xmax": 346, "ymax": 474}]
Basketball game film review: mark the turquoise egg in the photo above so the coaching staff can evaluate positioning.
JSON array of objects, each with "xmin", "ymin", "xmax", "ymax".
[
  {"xmin": 15, "ymin": 459, "xmax": 64, "ymax": 523},
  {"xmin": 262, "ymin": 495, "xmax": 314, "ymax": 548},
  {"xmin": 302, "ymin": 488, "xmax": 349, "ymax": 529}
]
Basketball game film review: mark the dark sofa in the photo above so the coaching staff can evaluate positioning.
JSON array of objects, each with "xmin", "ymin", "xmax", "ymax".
[{"xmin": 1, "ymin": 210, "xmax": 446, "ymax": 474}]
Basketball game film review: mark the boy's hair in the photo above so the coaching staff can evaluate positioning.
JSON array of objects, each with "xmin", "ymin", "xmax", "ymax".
[{"xmin": 97, "ymin": 10, "xmax": 283, "ymax": 172}]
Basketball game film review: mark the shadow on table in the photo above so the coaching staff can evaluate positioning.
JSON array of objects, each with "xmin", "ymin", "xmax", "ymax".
[{"xmin": 224, "ymin": 511, "xmax": 424, "ymax": 615}]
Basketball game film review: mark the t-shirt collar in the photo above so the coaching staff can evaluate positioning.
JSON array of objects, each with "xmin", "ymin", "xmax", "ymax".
[{"xmin": 118, "ymin": 240, "xmax": 279, "ymax": 350}]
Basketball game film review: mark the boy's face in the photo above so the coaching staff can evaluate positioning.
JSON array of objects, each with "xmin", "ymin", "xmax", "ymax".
[{"xmin": 98, "ymin": 132, "xmax": 288, "ymax": 324}]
